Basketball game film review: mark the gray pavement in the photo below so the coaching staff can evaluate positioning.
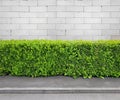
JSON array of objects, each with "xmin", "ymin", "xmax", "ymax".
[
  {"xmin": 0, "ymin": 76, "xmax": 120, "ymax": 94},
  {"xmin": 0, "ymin": 94, "xmax": 120, "ymax": 100}
]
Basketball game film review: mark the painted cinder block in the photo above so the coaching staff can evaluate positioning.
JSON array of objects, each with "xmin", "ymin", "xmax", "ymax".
[
  {"xmin": 102, "ymin": 18, "xmax": 119, "ymax": 23},
  {"xmin": 84, "ymin": 7, "xmax": 101, "ymax": 12},
  {"xmin": 91, "ymin": 12, "xmax": 110, "ymax": 17},
  {"xmin": 74, "ymin": 24, "xmax": 91, "ymax": 29},
  {"xmin": 29, "ymin": 18, "xmax": 47, "ymax": 24},
  {"xmin": 0, "ymin": 0, "xmax": 120, "ymax": 40},
  {"xmin": 57, "ymin": 12, "xmax": 74, "ymax": 17},
  {"xmin": 56, "ymin": 24, "xmax": 74, "ymax": 29},
  {"xmin": 48, "ymin": 18, "xmax": 65, "ymax": 24},
  {"xmin": 111, "ymin": 0, "xmax": 120, "ymax": 5},
  {"xmin": 84, "ymin": 18, "xmax": 101, "ymax": 23},
  {"xmin": 0, "ymin": 30, "xmax": 10, "ymax": 36},
  {"xmin": 101, "ymin": 6, "xmax": 120, "ymax": 11},
  {"xmin": 101, "ymin": 30, "xmax": 120, "ymax": 35},
  {"xmin": 91, "ymin": 24, "xmax": 110, "ymax": 29},
  {"xmin": 57, "ymin": 0, "xmax": 74, "ymax": 5},
  {"xmin": 110, "ymin": 24, "xmax": 120, "ymax": 29},
  {"xmin": 75, "ymin": 0, "xmax": 92, "ymax": 6},
  {"xmin": 30, "ymin": 7, "xmax": 47, "ymax": 12},
  {"xmin": 11, "ymin": 18, "xmax": 29, "ymax": 24},
  {"xmin": 48, "ymin": 6, "xmax": 66, "ymax": 12},
  {"xmin": 0, "ymin": 18, "xmax": 11, "ymax": 24},
  {"xmin": 38, "ymin": 0, "xmax": 56, "ymax": 6},
  {"xmin": 92, "ymin": 0, "xmax": 110, "ymax": 6},
  {"xmin": 29, "ymin": 30, "xmax": 48, "ymax": 35},
  {"xmin": 66, "ymin": 18, "xmax": 84, "ymax": 24},
  {"xmin": 111, "ymin": 12, "xmax": 120, "ymax": 17},
  {"xmin": 19, "ymin": 24, "xmax": 37, "ymax": 30},
  {"xmin": 2, "ymin": 0, "xmax": 19, "ymax": 6},
  {"xmin": 0, "ymin": 12, "xmax": 20, "ymax": 17},
  {"xmin": 20, "ymin": 0, "xmax": 37, "ymax": 6},
  {"xmin": 75, "ymin": 12, "xmax": 92, "ymax": 18},
  {"xmin": 0, "ymin": 24, "xmax": 19, "ymax": 30},
  {"xmin": 111, "ymin": 35, "xmax": 120, "ymax": 40},
  {"xmin": 47, "ymin": 30, "xmax": 66, "ymax": 36},
  {"xmin": 37, "ymin": 24, "xmax": 56, "ymax": 29}
]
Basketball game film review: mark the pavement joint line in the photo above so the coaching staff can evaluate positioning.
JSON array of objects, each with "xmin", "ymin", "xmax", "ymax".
[{"xmin": 0, "ymin": 87, "xmax": 120, "ymax": 91}]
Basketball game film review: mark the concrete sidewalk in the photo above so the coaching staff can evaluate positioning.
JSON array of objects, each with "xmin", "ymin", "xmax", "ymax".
[{"xmin": 0, "ymin": 76, "xmax": 120, "ymax": 94}]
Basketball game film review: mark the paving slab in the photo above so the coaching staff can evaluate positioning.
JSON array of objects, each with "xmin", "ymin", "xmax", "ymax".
[{"xmin": 0, "ymin": 76, "xmax": 120, "ymax": 94}]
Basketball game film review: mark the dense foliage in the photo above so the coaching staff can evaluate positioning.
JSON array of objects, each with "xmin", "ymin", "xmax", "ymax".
[{"xmin": 0, "ymin": 40, "xmax": 120, "ymax": 78}]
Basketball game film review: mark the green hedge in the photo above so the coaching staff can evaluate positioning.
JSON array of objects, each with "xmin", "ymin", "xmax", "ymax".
[{"xmin": 0, "ymin": 40, "xmax": 120, "ymax": 78}]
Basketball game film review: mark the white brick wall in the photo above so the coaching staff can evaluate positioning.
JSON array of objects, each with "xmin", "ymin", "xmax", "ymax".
[{"xmin": 0, "ymin": 0, "xmax": 120, "ymax": 40}]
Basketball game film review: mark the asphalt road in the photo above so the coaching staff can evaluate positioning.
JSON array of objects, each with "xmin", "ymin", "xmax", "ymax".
[{"xmin": 0, "ymin": 94, "xmax": 120, "ymax": 100}]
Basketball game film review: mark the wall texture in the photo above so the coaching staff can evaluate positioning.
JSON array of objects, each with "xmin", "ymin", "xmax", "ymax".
[{"xmin": 0, "ymin": 0, "xmax": 120, "ymax": 40}]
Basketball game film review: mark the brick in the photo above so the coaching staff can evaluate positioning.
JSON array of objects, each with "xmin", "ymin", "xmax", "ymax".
[
  {"xmin": 102, "ymin": 6, "xmax": 120, "ymax": 11},
  {"xmin": 0, "ymin": 12, "xmax": 20, "ymax": 17},
  {"xmin": 92, "ymin": 0, "xmax": 110, "ymax": 6},
  {"xmin": 110, "ymin": 24, "xmax": 120, "ymax": 29},
  {"xmin": 91, "ymin": 24, "xmax": 110, "ymax": 29},
  {"xmin": 37, "ymin": 24, "xmax": 55, "ymax": 29},
  {"xmin": 20, "ymin": 0, "xmax": 37, "ymax": 6},
  {"xmin": 29, "ymin": 18, "xmax": 47, "ymax": 23},
  {"xmin": 47, "ymin": 30, "xmax": 65, "ymax": 36},
  {"xmin": 57, "ymin": 0, "xmax": 74, "ymax": 5},
  {"xmin": 0, "ymin": 18, "xmax": 11, "ymax": 24},
  {"xmin": 0, "ymin": 24, "xmax": 19, "ymax": 30},
  {"xmin": 84, "ymin": 7, "xmax": 101, "ymax": 12},
  {"xmin": 57, "ymin": 12, "xmax": 74, "ymax": 17},
  {"xmin": 85, "ymin": 18, "xmax": 101, "ymax": 23},
  {"xmin": 19, "ymin": 24, "xmax": 37, "ymax": 29},
  {"xmin": 91, "ymin": 12, "xmax": 110, "ymax": 17},
  {"xmin": 48, "ymin": 18, "xmax": 65, "ymax": 24},
  {"xmin": 74, "ymin": 24, "xmax": 91, "ymax": 29},
  {"xmin": 29, "ymin": 30, "xmax": 47, "ymax": 35},
  {"xmin": 11, "ymin": 18, "xmax": 29, "ymax": 24},
  {"xmin": 111, "ymin": 0, "xmax": 120, "ymax": 5},
  {"xmin": 75, "ymin": 12, "xmax": 92, "ymax": 18},
  {"xmin": 75, "ymin": 0, "xmax": 92, "ymax": 6},
  {"xmin": 38, "ymin": 0, "xmax": 56, "ymax": 6},
  {"xmin": 66, "ymin": 18, "xmax": 84, "ymax": 23},
  {"xmin": 56, "ymin": 24, "xmax": 74, "ymax": 29},
  {"xmin": 30, "ymin": 7, "xmax": 47, "ymax": 12},
  {"xmin": 102, "ymin": 18, "xmax": 119, "ymax": 23}
]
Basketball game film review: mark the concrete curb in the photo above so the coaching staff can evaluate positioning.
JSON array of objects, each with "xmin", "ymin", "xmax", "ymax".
[
  {"xmin": 0, "ymin": 76, "xmax": 120, "ymax": 94},
  {"xmin": 1, "ymin": 87, "xmax": 120, "ymax": 94}
]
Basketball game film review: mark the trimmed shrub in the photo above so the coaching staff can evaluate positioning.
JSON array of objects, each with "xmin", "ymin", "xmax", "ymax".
[{"xmin": 0, "ymin": 40, "xmax": 120, "ymax": 78}]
